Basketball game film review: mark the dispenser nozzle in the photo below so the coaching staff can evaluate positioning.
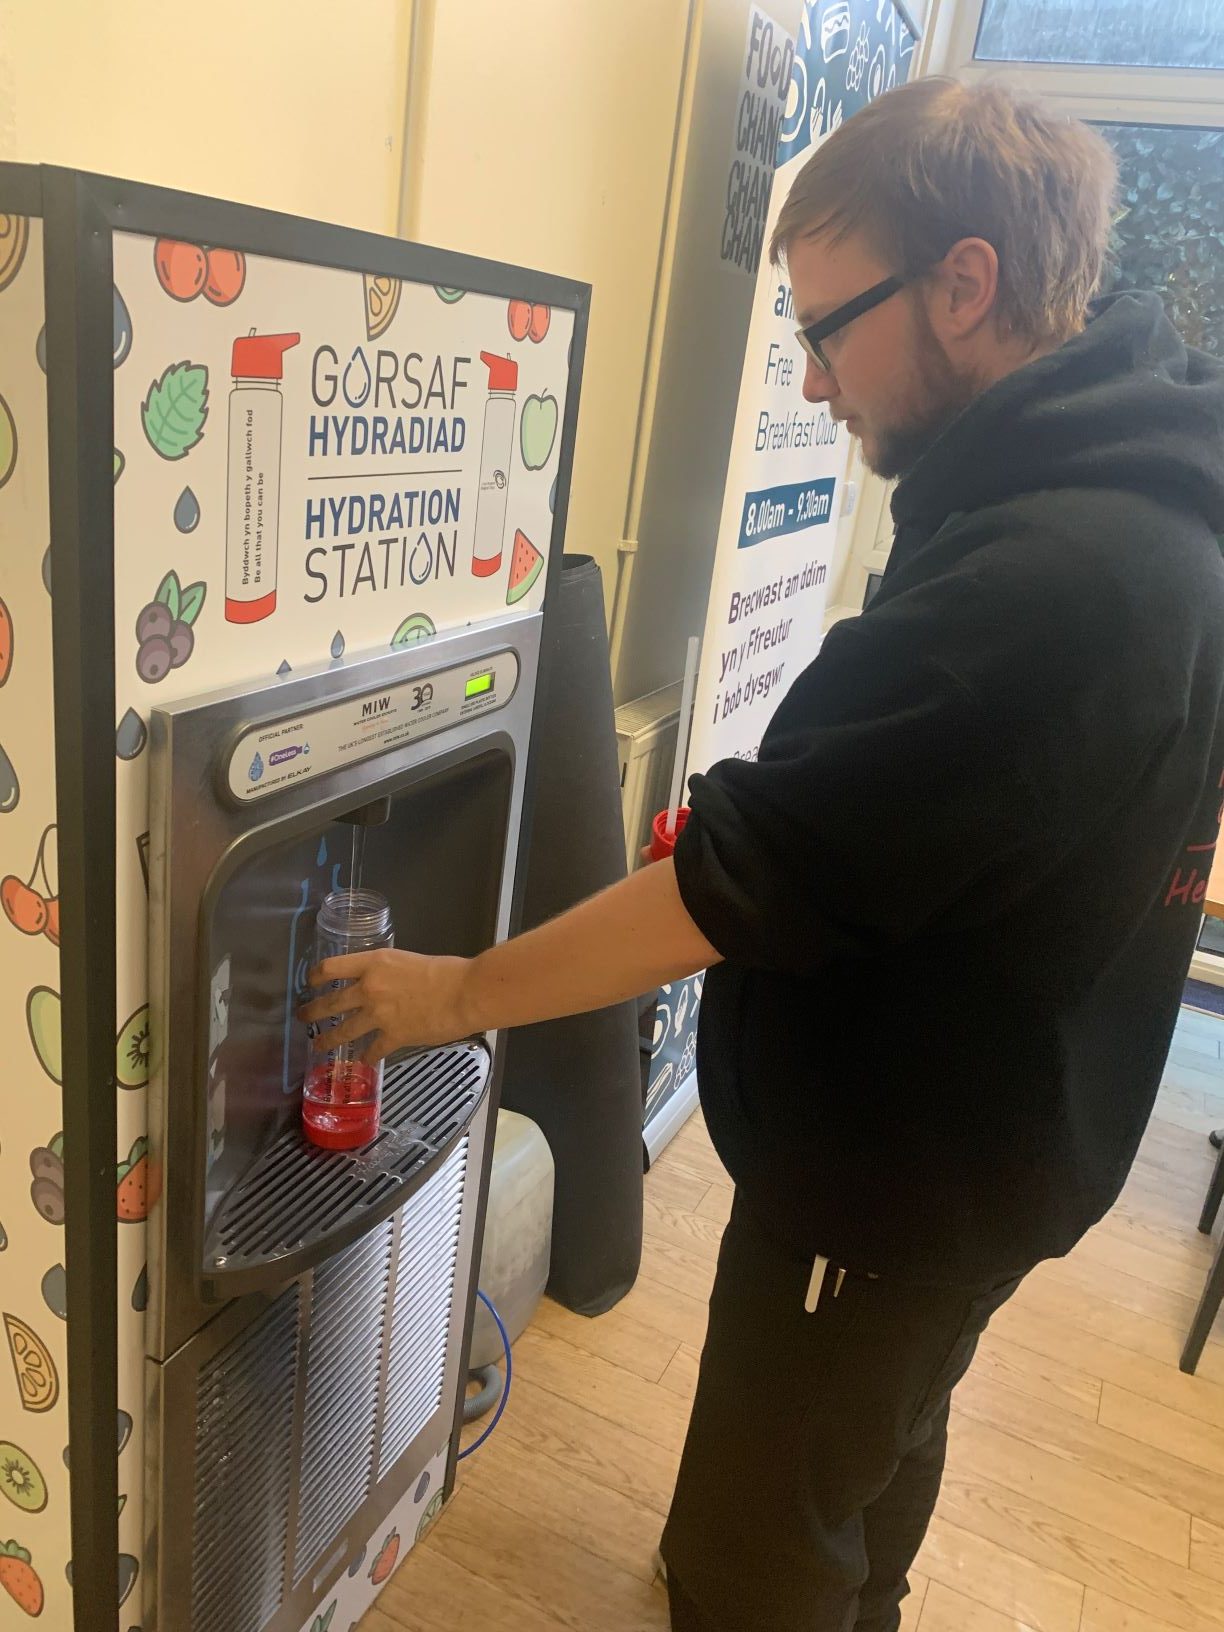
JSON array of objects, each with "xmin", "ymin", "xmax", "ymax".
[{"xmin": 339, "ymin": 796, "xmax": 391, "ymax": 827}]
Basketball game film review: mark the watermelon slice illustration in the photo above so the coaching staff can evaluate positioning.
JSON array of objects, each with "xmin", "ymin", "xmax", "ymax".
[{"xmin": 506, "ymin": 530, "xmax": 543, "ymax": 606}]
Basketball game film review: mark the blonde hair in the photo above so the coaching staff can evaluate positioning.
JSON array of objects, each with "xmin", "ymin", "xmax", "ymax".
[{"xmin": 769, "ymin": 77, "xmax": 1118, "ymax": 346}]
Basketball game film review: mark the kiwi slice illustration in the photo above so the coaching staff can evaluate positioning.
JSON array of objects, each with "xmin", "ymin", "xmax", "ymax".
[
  {"xmin": 0, "ymin": 1443, "xmax": 47, "ymax": 1512},
  {"xmin": 116, "ymin": 1004, "xmax": 151, "ymax": 1090}
]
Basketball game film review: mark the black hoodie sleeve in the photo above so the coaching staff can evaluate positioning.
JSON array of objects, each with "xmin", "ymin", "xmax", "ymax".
[{"xmin": 672, "ymin": 616, "xmax": 1041, "ymax": 973}]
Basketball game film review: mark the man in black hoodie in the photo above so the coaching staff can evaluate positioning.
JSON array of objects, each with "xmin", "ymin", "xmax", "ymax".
[{"xmin": 304, "ymin": 79, "xmax": 1224, "ymax": 1632}]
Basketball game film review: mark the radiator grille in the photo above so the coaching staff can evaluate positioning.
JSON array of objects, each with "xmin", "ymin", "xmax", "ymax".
[
  {"xmin": 293, "ymin": 1221, "xmax": 394, "ymax": 1581},
  {"xmin": 204, "ymin": 1042, "xmax": 488, "ymax": 1276},
  {"xmin": 190, "ymin": 1287, "xmax": 301, "ymax": 1632},
  {"xmin": 379, "ymin": 1138, "xmax": 469, "ymax": 1475}
]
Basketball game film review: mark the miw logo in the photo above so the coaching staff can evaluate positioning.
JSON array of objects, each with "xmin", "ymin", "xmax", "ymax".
[{"xmin": 361, "ymin": 695, "xmax": 392, "ymax": 719}]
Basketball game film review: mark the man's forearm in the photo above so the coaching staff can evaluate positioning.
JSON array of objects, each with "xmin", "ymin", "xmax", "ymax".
[{"xmin": 460, "ymin": 857, "xmax": 720, "ymax": 1034}]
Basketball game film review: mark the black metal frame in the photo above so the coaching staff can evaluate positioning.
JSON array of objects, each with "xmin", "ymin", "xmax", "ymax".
[{"xmin": 0, "ymin": 159, "xmax": 590, "ymax": 1631}]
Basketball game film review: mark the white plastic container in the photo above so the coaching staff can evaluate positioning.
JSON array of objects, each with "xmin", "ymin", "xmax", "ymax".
[{"xmin": 470, "ymin": 1109, "xmax": 554, "ymax": 1368}]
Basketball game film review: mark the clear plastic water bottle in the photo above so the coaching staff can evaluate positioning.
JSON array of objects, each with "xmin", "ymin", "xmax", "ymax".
[{"xmin": 303, "ymin": 887, "xmax": 394, "ymax": 1150}]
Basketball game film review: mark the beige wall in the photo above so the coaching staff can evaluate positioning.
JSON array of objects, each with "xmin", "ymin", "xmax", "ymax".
[
  {"xmin": 1, "ymin": 0, "xmax": 718, "ymax": 641},
  {"xmin": 401, "ymin": 0, "xmax": 693, "ymax": 609},
  {"xmin": 0, "ymin": 0, "xmax": 411, "ymax": 233}
]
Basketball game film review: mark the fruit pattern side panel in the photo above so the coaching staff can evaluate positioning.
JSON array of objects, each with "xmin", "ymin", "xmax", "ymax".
[
  {"xmin": 112, "ymin": 233, "xmax": 574, "ymax": 1616},
  {"xmin": 0, "ymin": 211, "xmax": 69, "ymax": 1627},
  {"xmin": 293, "ymin": 1443, "xmax": 448, "ymax": 1632}
]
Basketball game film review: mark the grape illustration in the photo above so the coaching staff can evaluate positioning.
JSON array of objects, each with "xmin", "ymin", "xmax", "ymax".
[
  {"xmin": 846, "ymin": 23, "xmax": 870, "ymax": 92},
  {"xmin": 134, "ymin": 570, "xmax": 207, "ymax": 682},
  {"xmin": 167, "ymin": 623, "xmax": 194, "ymax": 668},
  {"xmin": 135, "ymin": 602, "xmax": 172, "ymax": 644},
  {"xmin": 136, "ymin": 638, "xmax": 172, "ymax": 684}
]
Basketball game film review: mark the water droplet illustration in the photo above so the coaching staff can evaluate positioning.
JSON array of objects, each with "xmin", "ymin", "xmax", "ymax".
[
  {"xmin": 173, "ymin": 486, "xmax": 200, "ymax": 533},
  {"xmin": 115, "ymin": 708, "xmax": 147, "ymax": 760},
  {"xmin": 248, "ymin": 751, "xmax": 264, "ymax": 783},
  {"xmin": 131, "ymin": 1264, "xmax": 148, "ymax": 1312},
  {"xmin": 316, "ymin": 837, "xmax": 328, "ymax": 867},
  {"xmin": 330, "ymin": 630, "xmax": 345, "ymax": 660},
  {"xmin": 112, "ymin": 286, "xmax": 132, "ymax": 368},
  {"xmin": 342, "ymin": 346, "xmax": 372, "ymax": 409},
  {"xmin": 35, "ymin": 324, "xmax": 47, "ymax": 374},
  {"xmin": 0, "ymin": 739, "xmax": 19, "ymax": 812},
  {"xmin": 276, "ymin": 659, "xmax": 292, "ymax": 677}
]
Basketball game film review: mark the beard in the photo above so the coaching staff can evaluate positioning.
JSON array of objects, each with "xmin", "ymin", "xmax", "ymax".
[{"xmin": 859, "ymin": 304, "xmax": 980, "ymax": 480}]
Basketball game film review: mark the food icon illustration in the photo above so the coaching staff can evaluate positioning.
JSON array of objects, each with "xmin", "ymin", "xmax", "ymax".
[
  {"xmin": 155, "ymin": 239, "xmax": 207, "ymax": 301},
  {"xmin": 25, "ymin": 987, "xmax": 61, "ymax": 1084},
  {"xmin": 471, "ymin": 352, "xmax": 518, "ymax": 579},
  {"xmin": 0, "ymin": 1540, "xmax": 43, "ymax": 1617},
  {"xmin": 0, "ymin": 1446, "xmax": 46, "ymax": 1514},
  {"xmin": 142, "ymin": 361, "xmax": 209, "ymax": 461},
  {"xmin": 506, "ymin": 529, "xmax": 543, "ymax": 606},
  {"xmin": 203, "ymin": 248, "xmax": 246, "ymax": 306},
  {"xmin": 519, "ymin": 391, "xmax": 558, "ymax": 472},
  {"xmin": 0, "ymin": 215, "xmax": 29, "ymax": 292},
  {"xmin": 2, "ymin": 824, "xmax": 59, "ymax": 946},
  {"xmin": 155, "ymin": 239, "xmax": 246, "ymax": 306},
  {"xmin": 391, "ymin": 612, "xmax": 436, "ymax": 648},
  {"xmin": 225, "ymin": 331, "xmax": 299, "ymax": 623},
  {"xmin": 369, "ymin": 1528, "xmax": 400, "ymax": 1584},
  {"xmin": 116, "ymin": 1003, "xmax": 151, "ymax": 1090},
  {"xmin": 0, "ymin": 393, "xmax": 16, "ymax": 489},
  {"xmin": 29, "ymin": 1137, "xmax": 65, "ymax": 1226},
  {"xmin": 4, "ymin": 1314, "xmax": 59, "ymax": 1414},
  {"xmin": 117, "ymin": 1136, "xmax": 159, "ymax": 1222},
  {"xmin": 363, "ymin": 273, "xmax": 401, "ymax": 339},
  {"xmin": 507, "ymin": 299, "xmax": 551, "ymax": 344},
  {"xmin": 135, "ymin": 570, "xmax": 207, "ymax": 683}
]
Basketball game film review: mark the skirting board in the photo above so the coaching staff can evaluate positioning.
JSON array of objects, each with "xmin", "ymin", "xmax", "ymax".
[{"xmin": 643, "ymin": 1070, "xmax": 701, "ymax": 1168}]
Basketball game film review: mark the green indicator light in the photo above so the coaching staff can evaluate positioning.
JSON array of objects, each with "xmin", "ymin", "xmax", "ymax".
[{"xmin": 465, "ymin": 673, "xmax": 494, "ymax": 699}]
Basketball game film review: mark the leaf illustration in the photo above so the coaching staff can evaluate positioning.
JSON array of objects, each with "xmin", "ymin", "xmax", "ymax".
[
  {"xmin": 141, "ymin": 361, "xmax": 209, "ymax": 460},
  {"xmin": 178, "ymin": 582, "xmax": 206, "ymax": 626},
  {"xmin": 155, "ymin": 571, "xmax": 182, "ymax": 620}
]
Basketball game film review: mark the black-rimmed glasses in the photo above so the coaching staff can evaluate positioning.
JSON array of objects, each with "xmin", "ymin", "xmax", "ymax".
[{"xmin": 795, "ymin": 274, "xmax": 909, "ymax": 374}]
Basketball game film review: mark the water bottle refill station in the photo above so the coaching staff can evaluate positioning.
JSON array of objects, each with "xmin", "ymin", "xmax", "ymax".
[{"xmin": 0, "ymin": 166, "xmax": 586, "ymax": 1631}]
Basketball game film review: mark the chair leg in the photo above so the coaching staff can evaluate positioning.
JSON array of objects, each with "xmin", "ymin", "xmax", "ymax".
[
  {"xmin": 1201, "ymin": 1140, "xmax": 1224, "ymax": 1235},
  {"xmin": 1182, "ymin": 1231, "xmax": 1224, "ymax": 1374}
]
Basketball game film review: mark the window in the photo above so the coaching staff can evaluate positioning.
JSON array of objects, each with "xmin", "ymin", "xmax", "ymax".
[
  {"xmin": 974, "ymin": 0, "xmax": 1224, "ymax": 72},
  {"xmin": 1099, "ymin": 123, "xmax": 1224, "ymax": 357}
]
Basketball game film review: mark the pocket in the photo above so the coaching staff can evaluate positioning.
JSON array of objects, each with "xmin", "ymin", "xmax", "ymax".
[{"xmin": 904, "ymin": 1274, "xmax": 1023, "ymax": 1437}]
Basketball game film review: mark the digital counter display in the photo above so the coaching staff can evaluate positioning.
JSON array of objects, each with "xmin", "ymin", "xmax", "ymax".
[{"xmin": 465, "ymin": 673, "xmax": 495, "ymax": 699}]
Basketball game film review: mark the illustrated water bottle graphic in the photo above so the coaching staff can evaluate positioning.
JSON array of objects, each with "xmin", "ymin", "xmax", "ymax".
[
  {"xmin": 225, "ymin": 330, "xmax": 300, "ymax": 624},
  {"xmin": 471, "ymin": 350, "xmax": 518, "ymax": 579}
]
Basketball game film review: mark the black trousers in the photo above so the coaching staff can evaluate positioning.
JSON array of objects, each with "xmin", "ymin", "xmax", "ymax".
[{"xmin": 660, "ymin": 1194, "xmax": 1023, "ymax": 1632}]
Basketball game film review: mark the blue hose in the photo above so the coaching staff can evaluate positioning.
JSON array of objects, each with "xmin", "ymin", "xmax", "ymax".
[{"xmin": 457, "ymin": 1289, "xmax": 512, "ymax": 1460}]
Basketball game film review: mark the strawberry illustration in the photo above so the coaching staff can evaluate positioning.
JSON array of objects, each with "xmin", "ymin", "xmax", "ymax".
[
  {"xmin": 116, "ymin": 1137, "xmax": 160, "ymax": 1222},
  {"xmin": 369, "ymin": 1528, "xmax": 400, "ymax": 1585},
  {"xmin": 0, "ymin": 1540, "xmax": 43, "ymax": 1616}
]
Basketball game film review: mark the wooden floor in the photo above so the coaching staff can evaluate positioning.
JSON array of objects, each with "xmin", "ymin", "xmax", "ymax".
[{"xmin": 363, "ymin": 1007, "xmax": 1224, "ymax": 1632}]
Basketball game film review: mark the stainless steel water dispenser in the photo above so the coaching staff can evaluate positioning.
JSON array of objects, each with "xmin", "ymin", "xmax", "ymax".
[{"xmin": 144, "ymin": 611, "xmax": 540, "ymax": 1632}]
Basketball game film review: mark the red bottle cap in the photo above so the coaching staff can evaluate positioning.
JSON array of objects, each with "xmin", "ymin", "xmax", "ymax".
[
  {"xmin": 231, "ymin": 331, "xmax": 301, "ymax": 380},
  {"xmin": 480, "ymin": 350, "xmax": 519, "ymax": 392}
]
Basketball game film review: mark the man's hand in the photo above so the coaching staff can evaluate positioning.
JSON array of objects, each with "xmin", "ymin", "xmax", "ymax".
[
  {"xmin": 299, "ymin": 857, "xmax": 719, "ymax": 1062},
  {"xmin": 299, "ymin": 949, "xmax": 473, "ymax": 1063}
]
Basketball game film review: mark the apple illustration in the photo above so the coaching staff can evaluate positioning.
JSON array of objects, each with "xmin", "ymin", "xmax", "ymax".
[{"xmin": 519, "ymin": 391, "xmax": 559, "ymax": 472}]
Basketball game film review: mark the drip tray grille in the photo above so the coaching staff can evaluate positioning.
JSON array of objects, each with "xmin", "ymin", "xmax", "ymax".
[{"xmin": 203, "ymin": 1041, "xmax": 489, "ymax": 1286}]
